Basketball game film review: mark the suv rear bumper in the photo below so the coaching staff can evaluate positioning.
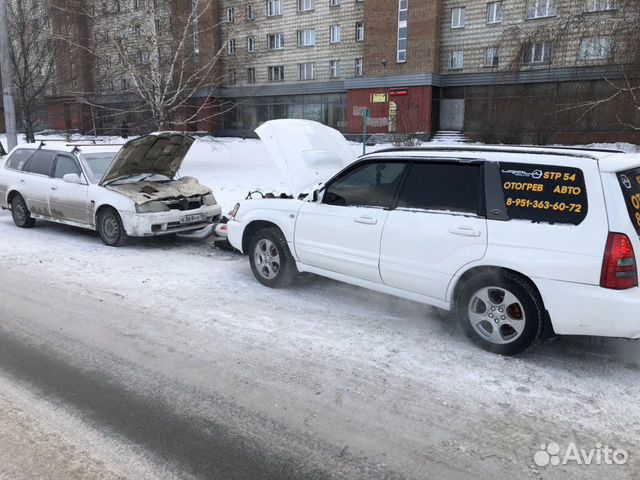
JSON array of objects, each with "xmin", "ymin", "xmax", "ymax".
[{"xmin": 537, "ymin": 278, "xmax": 640, "ymax": 338}]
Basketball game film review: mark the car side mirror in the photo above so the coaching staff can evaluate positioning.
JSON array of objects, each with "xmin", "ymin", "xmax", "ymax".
[
  {"xmin": 62, "ymin": 173, "xmax": 84, "ymax": 184},
  {"xmin": 310, "ymin": 188, "xmax": 323, "ymax": 203}
]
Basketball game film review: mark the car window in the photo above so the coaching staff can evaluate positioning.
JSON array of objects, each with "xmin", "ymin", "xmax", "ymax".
[
  {"xmin": 24, "ymin": 150, "xmax": 56, "ymax": 176},
  {"xmin": 499, "ymin": 162, "xmax": 588, "ymax": 225},
  {"xmin": 617, "ymin": 167, "xmax": 640, "ymax": 236},
  {"xmin": 397, "ymin": 162, "xmax": 482, "ymax": 215},
  {"xmin": 324, "ymin": 162, "xmax": 407, "ymax": 208},
  {"xmin": 6, "ymin": 149, "xmax": 34, "ymax": 171},
  {"xmin": 54, "ymin": 155, "xmax": 82, "ymax": 179}
]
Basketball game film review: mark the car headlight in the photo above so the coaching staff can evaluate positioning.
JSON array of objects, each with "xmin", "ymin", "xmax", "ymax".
[
  {"xmin": 135, "ymin": 201, "xmax": 170, "ymax": 213},
  {"xmin": 229, "ymin": 203, "xmax": 240, "ymax": 219},
  {"xmin": 202, "ymin": 193, "xmax": 217, "ymax": 205}
]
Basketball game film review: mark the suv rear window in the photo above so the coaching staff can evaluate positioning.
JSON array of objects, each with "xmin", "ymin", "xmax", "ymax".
[
  {"xmin": 499, "ymin": 162, "xmax": 588, "ymax": 225},
  {"xmin": 398, "ymin": 162, "xmax": 482, "ymax": 215},
  {"xmin": 617, "ymin": 167, "xmax": 640, "ymax": 236}
]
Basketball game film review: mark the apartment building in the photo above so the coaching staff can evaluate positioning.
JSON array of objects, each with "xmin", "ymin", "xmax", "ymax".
[
  {"xmin": 217, "ymin": 0, "xmax": 637, "ymax": 143},
  {"xmin": 435, "ymin": 0, "xmax": 636, "ymax": 143},
  {"xmin": 3, "ymin": 0, "xmax": 638, "ymax": 143},
  {"xmin": 216, "ymin": 0, "xmax": 364, "ymax": 134}
]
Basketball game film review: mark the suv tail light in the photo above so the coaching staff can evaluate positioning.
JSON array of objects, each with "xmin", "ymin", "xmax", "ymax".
[{"xmin": 600, "ymin": 232, "xmax": 638, "ymax": 290}]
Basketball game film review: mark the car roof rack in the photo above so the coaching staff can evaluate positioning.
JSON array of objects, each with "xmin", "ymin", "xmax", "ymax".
[
  {"xmin": 367, "ymin": 144, "xmax": 621, "ymax": 160},
  {"xmin": 65, "ymin": 143, "xmax": 126, "ymax": 147}
]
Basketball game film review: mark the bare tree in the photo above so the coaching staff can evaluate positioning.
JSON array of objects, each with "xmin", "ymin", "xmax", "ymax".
[
  {"xmin": 498, "ymin": 0, "xmax": 640, "ymax": 133},
  {"xmin": 51, "ymin": 0, "xmax": 234, "ymax": 133},
  {"xmin": 7, "ymin": 0, "xmax": 57, "ymax": 142}
]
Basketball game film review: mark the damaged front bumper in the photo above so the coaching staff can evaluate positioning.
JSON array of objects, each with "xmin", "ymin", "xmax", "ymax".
[{"xmin": 120, "ymin": 204, "xmax": 222, "ymax": 237}]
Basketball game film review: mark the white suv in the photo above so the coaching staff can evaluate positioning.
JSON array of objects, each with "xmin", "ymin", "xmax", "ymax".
[{"xmin": 228, "ymin": 120, "xmax": 640, "ymax": 355}]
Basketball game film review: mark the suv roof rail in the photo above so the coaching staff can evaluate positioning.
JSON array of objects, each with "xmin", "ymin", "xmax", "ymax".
[
  {"xmin": 519, "ymin": 144, "xmax": 626, "ymax": 154},
  {"xmin": 367, "ymin": 144, "xmax": 620, "ymax": 160}
]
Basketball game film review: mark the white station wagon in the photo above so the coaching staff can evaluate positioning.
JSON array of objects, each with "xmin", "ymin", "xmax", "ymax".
[
  {"xmin": 0, "ymin": 133, "xmax": 221, "ymax": 246},
  {"xmin": 228, "ymin": 120, "xmax": 640, "ymax": 355}
]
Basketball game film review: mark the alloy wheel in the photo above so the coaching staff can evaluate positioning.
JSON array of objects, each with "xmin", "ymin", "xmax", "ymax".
[
  {"xmin": 467, "ymin": 287, "xmax": 526, "ymax": 344},
  {"xmin": 254, "ymin": 239, "xmax": 281, "ymax": 280}
]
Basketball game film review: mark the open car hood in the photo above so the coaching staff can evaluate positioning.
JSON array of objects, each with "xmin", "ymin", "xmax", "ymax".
[
  {"xmin": 99, "ymin": 133, "xmax": 195, "ymax": 186},
  {"xmin": 255, "ymin": 120, "xmax": 357, "ymax": 197}
]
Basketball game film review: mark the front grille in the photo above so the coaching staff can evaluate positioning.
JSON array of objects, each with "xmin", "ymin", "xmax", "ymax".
[{"xmin": 163, "ymin": 197, "xmax": 203, "ymax": 211}]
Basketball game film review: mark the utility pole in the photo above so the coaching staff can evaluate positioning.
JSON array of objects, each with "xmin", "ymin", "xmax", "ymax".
[{"xmin": 0, "ymin": 0, "xmax": 17, "ymax": 151}]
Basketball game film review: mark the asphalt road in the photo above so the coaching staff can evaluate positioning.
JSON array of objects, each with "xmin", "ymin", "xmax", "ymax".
[{"xmin": 0, "ymin": 269, "xmax": 384, "ymax": 480}]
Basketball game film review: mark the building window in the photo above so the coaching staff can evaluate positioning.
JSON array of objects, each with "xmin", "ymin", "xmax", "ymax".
[
  {"xmin": 451, "ymin": 7, "xmax": 465, "ymax": 28},
  {"xmin": 355, "ymin": 57, "xmax": 363, "ymax": 76},
  {"xmin": 247, "ymin": 67, "xmax": 256, "ymax": 83},
  {"xmin": 120, "ymin": 78, "xmax": 127, "ymax": 90},
  {"xmin": 133, "ymin": 0, "xmax": 144, "ymax": 10},
  {"xmin": 226, "ymin": 6, "xmax": 235, "ymax": 22},
  {"xmin": 330, "ymin": 59, "xmax": 340, "ymax": 78},
  {"xmin": 298, "ymin": 29, "xmax": 315, "ymax": 47},
  {"xmin": 330, "ymin": 0, "xmax": 340, "ymax": 6},
  {"xmin": 228, "ymin": 69, "xmax": 237, "ymax": 85},
  {"xmin": 584, "ymin": 0, "xmax": 615, "ymax": 12},
  {"xmin": 355, "ymin": 21, "xmax": 364, "ymax": 41},
  {"xmin": 247, "ymin": 36, "xmax": 255, "ymax": 52},
  {"xmin": 397, "ymin": 0, "xmax": 408, "ymax": 63},
  {"xmin": 579, "ymin": 36, "xmax": 613, "ymax": 59},
  {"xmin": 267, "ymin": 33, "xmax": 284, "ymax": 50},
  {"xmin": 268, "ymin": 65, "xmax": 285, "ymax": 81},
  {"xmin": 449, "ymin": 50, "xmax": 463, "ymax": 69},
  {"xmin": 330, "ymin": 25, "xmax": 341, "ymax": 43},
  {"xmin": 138, "ymin": 49, "xmax": 150, "ymax": 64},
  {"xmin": 228, "ymin": 39, "xmax": 236, "ymax": 54},
  {"xmin": 484, "ymin": 47, "xmax": 499, "ymax": 67},
  {"xmin": 526, "ymin": 0, "xmax": 556, "ymax": 19},
  {"xmin": 523, "ymin": 41, "xmax": 553, "ymax": 63},
  {"xmin": 267, "ymin": 0, "xmax": 282, "ymax": 16},
  {"xmin": 298, "ymin": 0, "xmax": 314, "ymax": 11},
  {"xmin": 487, "ymin": 2, "xmax": 503, "ymax": 23},
  {"xmin": 247, "ymin": 4, "xmax": 256, "ymax": 19},
  {"xmin": 299, "ymin": 62, "xmax": 315, "ymax": 80}
]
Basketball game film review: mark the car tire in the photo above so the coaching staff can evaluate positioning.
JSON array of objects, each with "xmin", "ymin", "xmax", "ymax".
[
  {"xmin": 97, "ymin": 208, "xmax": 128, "ymax": 247},
  {"xmin": 10, "ymin": 194, "xmax": 36, "ymax": 228},
  {"xmin": 248, "ymin": 227, "xmax": 298, "ymax": 288},
  {"xmin": 456, "ymin": 271, "xmax": 544, "ymax": 355}
]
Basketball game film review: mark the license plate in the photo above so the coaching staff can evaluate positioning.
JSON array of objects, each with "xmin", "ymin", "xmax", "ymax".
[{"xmin": 180, "ymin": 214, "xmax": 205, "ymax": 224}]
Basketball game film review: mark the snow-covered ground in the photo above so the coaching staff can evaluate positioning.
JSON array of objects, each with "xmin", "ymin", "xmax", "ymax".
[{"xmin": 0, "ymin": 133, "xmax": 639, "ymax": 478}]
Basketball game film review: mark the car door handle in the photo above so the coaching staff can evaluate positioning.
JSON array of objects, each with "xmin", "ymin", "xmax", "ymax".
[
  {"xmin": 450, "ymin": 226, "xmax": 481, "ymax": 237},
  {"xmin": 353, "ymin": 216, "xmax": 377, "ymax": 225},
  {"xmin": 51, "ymin": 186, "xmax": 57, "ymax": 191},
  {"xmin": 19, "ymin": 179, "xmax": 25, "ymax": 183}
]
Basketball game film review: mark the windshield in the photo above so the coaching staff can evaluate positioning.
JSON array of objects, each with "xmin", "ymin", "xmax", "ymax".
[
  {"xmin": 82, "ymin": 152, "xmax": 117, "ymax": 183},
  {"xmin": 617, "ymin": 167, "xmax": 640, "ymax": 236}
]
